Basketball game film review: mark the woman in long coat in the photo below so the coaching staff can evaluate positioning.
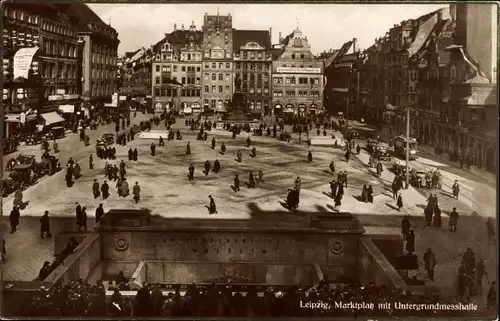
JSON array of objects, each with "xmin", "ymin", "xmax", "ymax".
[
  {"xmin": 397, "ymin": 194, "xmax": 403, "ymax": 211},
  {"xmin": 120, "ymin": 179, "xmax": 130, "ymax": 197}
]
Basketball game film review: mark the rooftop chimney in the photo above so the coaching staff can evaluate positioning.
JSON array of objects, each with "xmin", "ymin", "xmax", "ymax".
[
  {"xmin": 181, "ymin": 24, "xmax": 184, "ymax": 31},
  {"xmin": 269, "ymin": 27, "xmax": 272, "ymax": 44},
  {"xmin": 279, "ymin": 32, "xmax": 282, "ymax": 43},
  {"xmin": 174, "ymin": 23, "xmax": 177, "ymax": 31}
]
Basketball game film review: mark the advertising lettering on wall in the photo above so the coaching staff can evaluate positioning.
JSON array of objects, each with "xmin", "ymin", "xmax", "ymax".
[
  {"xmin": 276, "ymin": 67, "xmax": 321, "ymax": 74},
  {"xmin": 13, "ymin": 47, "xmax": 39, "ymax": 79}
]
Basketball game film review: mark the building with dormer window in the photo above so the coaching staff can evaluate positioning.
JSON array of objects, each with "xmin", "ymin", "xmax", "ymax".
[
  {"xmin": 201, "ymin": 12, "xmax": 233, "ymax": 112},
  {"xmin": 151, "ymin": 22, "xmax": 203, "ymax": 113},
  {"xmin": 271, "ymin": 27, "xmax": 324, "ymax": 119},
  {"xmin": 232, "ymin": 29, "xmax": 273, "ymax": 115}
]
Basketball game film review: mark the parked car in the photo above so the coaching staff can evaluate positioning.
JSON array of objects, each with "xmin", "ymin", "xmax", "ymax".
[{"xmin": 99, "ymin": 133, "xmax": 115, "ymax": 145}]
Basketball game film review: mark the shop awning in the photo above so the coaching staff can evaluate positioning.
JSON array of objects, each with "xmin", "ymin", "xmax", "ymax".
[{"xmin": 41, "ymin": 112, "xmax": 65, "ymax": 125}]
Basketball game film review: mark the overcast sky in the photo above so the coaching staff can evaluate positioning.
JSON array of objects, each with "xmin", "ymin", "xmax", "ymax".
[{"xmin": 89, "ymin": 3, "xmax": 446, "ymax": 56}]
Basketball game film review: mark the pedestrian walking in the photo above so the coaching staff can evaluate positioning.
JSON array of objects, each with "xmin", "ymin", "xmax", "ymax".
[
  {"xmin": 188, "ymin": 164, "xmax": 195, "ymax": 181},
  {"xmin": 452, "ymin": 180, "xmax": 460, "ymax": 199},
  {"xmin": 9, "ymin": 206, "xmax": 20, "ymax": 233},
  {"xmin": 40, "ymin": 211, "xmax": 51, "ymax": 239},
  {"xmin": 133, "ymin": 182, "xmax": 141, "ymax": 204},
  {"xmin": 206, "ymin": 195, "xmax": 218, "ymax": 214},
  {"xmin": 401, "ymin": 215, "xmax": 410, "ymax": 240},
  {"xmin": 95, "ymin": 204, "xmax": 104, "ymax": 223},
  {"xmin": 75, "ymin": 202, "xmax": 82, "ymax": 225},
  {"xmin": 92, "ymin": 179, "xmax": 100, "ymax": 198},
  {"xmin": 449, "ymin": 207, "xmax": 459, "ymax": 232},
  {"xmin": 150, "ymin": 143, "xmax": 156, "ymax": 156},
  {"xmin": 233, "ymin": 174, "xmax": 240, "ymax": 192},
  {"xmin": 307, "ymin": 151, "xmax": 312, "ymax": 162},
  {"xmin": 423, "ymin": 248, "xmax": 437, "ymax": 281},
  {"xmin": 405, "ymin": 229, "xmax": 415, "ymax": 254},
  {"xmin": 396, "ymin": 193, "xmax": 403, "ymax": 211},
  {"xmin": 78, "ymin": 207, "xmax": 88, "ymax": 231},
  {"xmin": 89, "ymin": 154, "xmax": 94, "ymax": 169},
  {"xmin": 101, "ymin": 180, "xmax": 110, "ymax": 199}
]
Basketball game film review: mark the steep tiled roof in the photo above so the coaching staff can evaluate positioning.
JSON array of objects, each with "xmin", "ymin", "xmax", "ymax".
[
  {"xmin": 55, "ymin": 2, "xmax": 116, "ymax": 34},
  {"xmin": 232, "ymin": 29, "xmax": 271, "ymax": 50},
  {"xmin": 152, "ymin": 30, "xmax": 203, "ymax": 52},
  {"xmin": 281, "ymin": 31, "xmax": 294, "ymax": 46}
]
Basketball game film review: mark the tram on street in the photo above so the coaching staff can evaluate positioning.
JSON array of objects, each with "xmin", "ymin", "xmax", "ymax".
[{"xmin": 393, "ymin": 135, "xmax": 418, "ymax": 160}]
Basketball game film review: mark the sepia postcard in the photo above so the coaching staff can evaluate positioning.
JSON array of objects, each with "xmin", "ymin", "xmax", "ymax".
[{"xmin": 0, "ymin": 0, "xmax": 498, "ymax": 319}]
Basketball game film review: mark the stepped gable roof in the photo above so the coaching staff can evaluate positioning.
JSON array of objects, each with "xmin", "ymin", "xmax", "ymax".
[{"xmin": 233, "ymin": 29, "xmax": 271, "ymax": 50}]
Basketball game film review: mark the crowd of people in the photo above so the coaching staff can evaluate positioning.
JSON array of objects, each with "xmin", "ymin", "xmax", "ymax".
[{"xmin": 22, "ymin": 279, "xmax": 484, "ymax": 318}]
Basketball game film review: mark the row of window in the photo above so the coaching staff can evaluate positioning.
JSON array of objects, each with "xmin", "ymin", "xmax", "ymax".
[
  {"xmin": 92, "ymin": 67, "xmax": 116, "ymax": 80},
  {"xmin": 4, "ymin": 8, "xmax": 38, "ymax": 24},
  {"xmin": 204, "ymin": 85, "xmax": 231, "ymax": 93},
  {"xmin": 235, "ymin": 63, "xmax": 270, "ymax": 71},
  {"xmin": 234, "ymin": 51, "xmax": 271, "ymax": 60},
  {"xmin": 91, "ymin": 82, "xmax": 117, "ymax": 97},
  {"xmin": 273, "ymin": 91, "xmax": 321, "ymax": 98},
  {"xmin": 92, "ymin": 53, "xmax": 117, "ymax": 66},
  {"xmin": 204, "ymin": 62, "xmax": 232, "ymax": 69},
  {"xmin": 204, "ymin": 73, "xmax": 231, "ymax": 81},
  {"xmin": 41, "ymin": 19, "xmax": 77, "ymax": 38},
  {"xmin": 155, "ymin": 76, "xmax": 201, "ymax": 85},
  {"xmin": 42, "ymin": 39, "xmax": 77, "ymax": 59},
  {"xmin": 41, "ymin": 62, "xmax": 77, "ymax": 79},
  {"xmin": 238, "ymin": 73, "xmax": 270, "ymax": 83},
  {"xmin": 156, "ymin": 65, "xmax": 202, "ymax": 73},
  {"xmin": 273, "ymin": 77, "xmax": 320, "ymax": 85},
  {"xmin": 154, "ymin": 88, "xmax": 201, "ymax": 97}
]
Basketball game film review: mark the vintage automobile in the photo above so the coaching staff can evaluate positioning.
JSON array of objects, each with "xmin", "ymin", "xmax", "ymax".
[
  {"xmin": 25, "ymin": 132, "xmax": 44, "ymax": 145},
  {"xmin": 39, "ymin": 154, "xmax": 61, "ymax": 176},
  {"xmin": 99, "ymin": 133, "xmax": 115, "ymax": 145},
  {"xmin": 5, "ymin": 154, "xmax": 36, "ymax": 172},
  {"xmin": 410, "ymin": 170, "xmax": 426, "ymax": 188},
  {"xmin": 51, "ymin": 126, "xmax": 66, "ymax": 139},
  {"xmin": 4, "ymin": 163, "xmax": 38, "ymax": 194},
  {"xmin": 375, "ymin": 146, "xmax": 392, "ymax": 161}
]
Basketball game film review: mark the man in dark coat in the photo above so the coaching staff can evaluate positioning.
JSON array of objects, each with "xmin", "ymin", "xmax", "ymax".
[
  {"xmin": 40, "ymin": 211, "xmax": 51, "ymax": 239},
  {"xmin": 95, "ymin": 204, "xmax": 104, "ymax": 223},
  {"xmin": 401, "ymin": 215, "xmax": 410, "ymax": 240},
  {"xmin": 150, "ymin": 143, "xmax": 156, "ymax": 156},
  {"xmin": 248, "ymin": 171, "xmax": 256, "ymax": 188},
  {"xmin": 78, "ymin": 207, "xmax": 87, "ymax": 231},
  {"xmin": 405, "ymin": 229, "xmax": 415, "ymax": 254},
  {"xmin": 211, "ymin": 137, "xmax": 216, "ymax": 149},
  {"xmin": 449, "ymin": 207, "xmax": 459, "ymax": 232},
  {"xmin": 133, "ymin": 148, "xmax": 138, "ymax": 161},
  {"xmin": 92, "ymin": 179, "xmax": 100, "ymax": 199},
  {"xmin": 213, "ymin": 159, "xmax": 221, "ymax": 173},
  {"xmin": 89, "ymin": 154, "xmax": 94, "ymax": 169},
  {"xmin": 150, "ymin": 284, "xmax": 164, "ymax": 316},
  {"xmin": 128, "ymin": 148, "xmax": 133, "ymax": 161},
  {"xmin": 186, "ymin": 142, "xmax": 191, "ymax": 155},
  {"xmin": 345, "ymin": 150, "xmax": 350, "ymax": 163},
  {"xmin": 329, "ymin": 180, "xmax": 338, "ymax": 198},
  {"xmin": 233, "ymin": 174, "xmax": 240, "ymax": 192},
  {"xmin": 204, "ymin": 160, "xmax": 211, "ymax": 176},
  {"xmin": 424, "ymin": 248, "xmax": 437, "ymax": 281},
  {"xmin": 207, "ymin": 195, "xmax": 218, "ymax": 214},
  {"xmin": 329, "ymin": 160, "xmax": 336, "ymax": 174},
  {"xmin": 433, "ymin": 204, "xmax": 442, "ymax": 227},
  {"xmin": 307, "ymin": 151, "xmax": 312, "ymax": 162},
  {"xmin": 9, "ymin": 206, "xmax": 20, "ymax": 233},
  {"xmin": 135, "ymin": 284, "xmax": 152, "ymax": 316},
  {"xmin": 75, "ymin": 202, "xmax": 82, "ymax": 226},
  {"xmin": 188, "ymin": 164, "xmax": 195, "ymax": 181},
  {"xmin": 133, "ymin": 182, "xmax": 141, "ymax": 204},
  {"xmin": 397, "ymin": 194, "xmax": 403, "ymax": 211},
  {"xmin": 101, "ymin": 180, "xmax": 110, "ymax": 199},
  {"xmin": 452, "ymin": 180, "xmax": 460, "ymax": 199},
  {"xmin": 220, "ymin": 143, "xmax": 226, "ymax": 155}
]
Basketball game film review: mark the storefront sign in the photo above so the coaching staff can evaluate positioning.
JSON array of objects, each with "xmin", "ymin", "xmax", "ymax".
[
  {"xmin": 13, "ymin": 46, "xmax": 39, "ymax": 79},
  {"xmin": 64, "ymin": 94, "xmax": 79, "ymax": 100},
  {"xmin": 56, "ymin": 89, "xmax": 66, "ymax": 95},
  {"xmin": 276, "ymin": 67, "xmax": 321, "ymax": 74}
]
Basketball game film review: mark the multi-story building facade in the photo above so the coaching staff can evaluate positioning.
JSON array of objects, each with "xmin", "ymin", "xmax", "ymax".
[
  {"xmin": 201, "ymin": 13, "xmax": 233, "ymax": 112},
  {"xmin": 64, "ymin": 3, "xmax": 119, "ymax": 106},
  {"xmin": 151, "ymin": 23, "xmax": 203, "ymax": 113},
  {"xmin": 2, "ymin": 3, "xmax": 78, "ymax": 137},
  {"xmin": 271, "ymin": 27, "xmax": 324, "ymax": 118},
  {"xmin": 120, "ymin": 47, "xmax": 152, "ymax": 97},
  {"xmin": 443, "ymin": 3, "xmax": 497, "ymax": 172},
  {"xmin": 232, "ymin": 29, "xmax": 272, "ymax": 115}
]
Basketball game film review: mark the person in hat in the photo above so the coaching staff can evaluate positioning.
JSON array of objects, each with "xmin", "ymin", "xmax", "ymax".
[{"xmin": 449, "ymin": 207, "xmax": 459, "ymax": 232}]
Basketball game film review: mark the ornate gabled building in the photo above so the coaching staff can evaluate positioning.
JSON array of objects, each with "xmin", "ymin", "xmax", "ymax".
[
  {"xmin": 151, "ymin": 23, "xmax": 203, "ymax": 113},
  {"xmin": 232, "ymin": 29, "xmax": 273, "ymax": 115},
  {"xmin": 120, "ymin": 47, "xmax": 152, "ymax": 97},
  {"xmin": 201, "ymin": 12, "xmax": 233, "ymax": 112},
  {"xmin": 271, "ymin": 27, "xmax": 324, "ymax": 119}
]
